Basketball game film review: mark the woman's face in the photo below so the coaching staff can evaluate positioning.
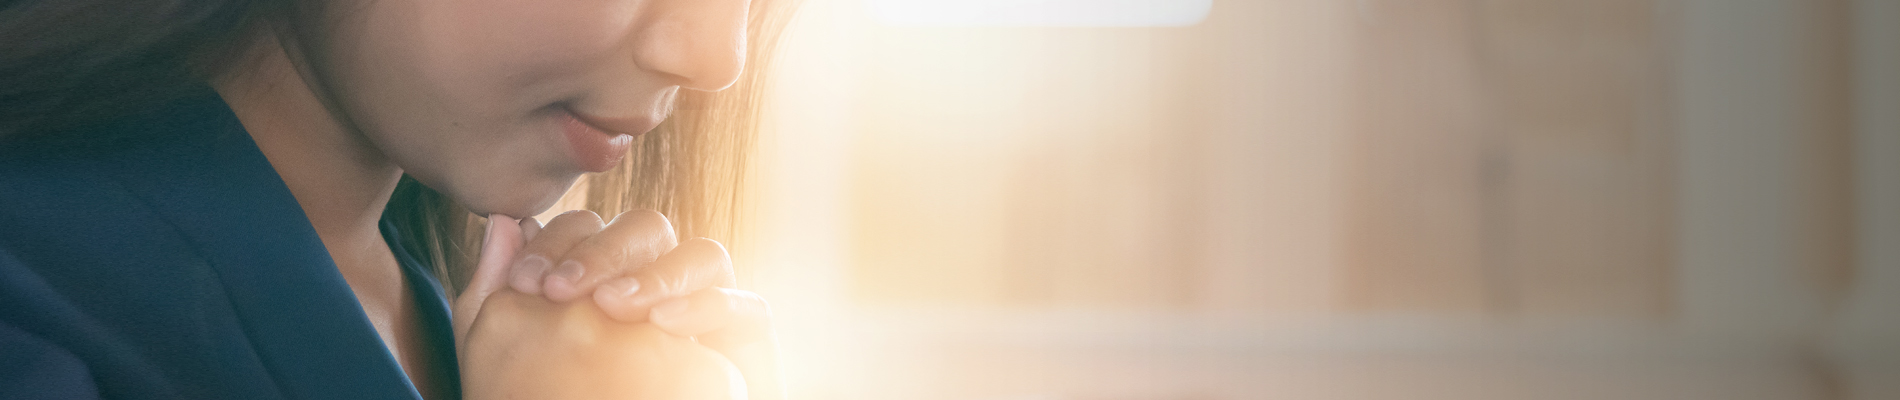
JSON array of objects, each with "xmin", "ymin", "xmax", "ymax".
[{"xmin": 311, "ymin": 0, "xmax": 750, "ymax": 218}]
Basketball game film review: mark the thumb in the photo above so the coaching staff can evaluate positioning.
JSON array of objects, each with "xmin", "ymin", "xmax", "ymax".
[{"xmin": 453, "ymin": 215, "xmax": 524, "ymax": 350}]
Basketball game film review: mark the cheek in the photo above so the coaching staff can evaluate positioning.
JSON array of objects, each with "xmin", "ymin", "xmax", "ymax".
[{"xmin": 451, "ymin": 0, "xmax": 639, "ymax": 84}]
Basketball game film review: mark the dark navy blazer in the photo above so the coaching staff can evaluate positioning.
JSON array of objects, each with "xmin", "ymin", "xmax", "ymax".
[{"xmin": 0, "ymin": 89, "xmax": 458, "ymax": 399}]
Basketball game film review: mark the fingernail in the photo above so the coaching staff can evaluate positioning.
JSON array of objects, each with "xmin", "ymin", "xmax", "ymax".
[
  {"xmin": 509, "ymin": 255, "xmax": 550, "ymax": 294},
  {"xmin": 543, "ymin": 260, "xmax": 585, "ymax": 296},
  {"xmin": 482, "ymin": 218, "xmax": 499, "ymax": 249},
  {"xmin": 480, "ymin": 215, "xmax": 521, "ymax": 266},
  {"xmin": 651, "ymin": 298, "xmax": 689, "ymax": 322}
]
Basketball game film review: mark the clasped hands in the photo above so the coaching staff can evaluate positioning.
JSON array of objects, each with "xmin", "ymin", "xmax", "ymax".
[{"xmin": 451, "ymin": 210, "xmax": 780, "ymax": 400}]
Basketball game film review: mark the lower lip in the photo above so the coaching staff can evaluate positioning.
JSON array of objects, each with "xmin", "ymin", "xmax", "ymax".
[{"xmin": 559, "ymin": 112, "xmax": 635, "ymax": 172}]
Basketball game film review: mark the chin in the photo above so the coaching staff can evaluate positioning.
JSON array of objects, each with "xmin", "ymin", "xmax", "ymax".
[{"xmin": 453, "ymin": 177, "xmax": 578, "ymax": 220}]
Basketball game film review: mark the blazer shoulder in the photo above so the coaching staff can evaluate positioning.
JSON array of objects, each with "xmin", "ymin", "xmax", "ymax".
[
  {"xmin": 0, "ymin": 246, "xmax": 179, "ymax": 400},
  {"xmin": 0, "ymin": 182, "xmax": 271, "ymax": 400},
  {"xmin": 0, "ymin": 158, "xmax": 235, "ymax": 325},
  {"xmin": 0, "ymin": 308, "xmax": 104, "ymax": 400}
]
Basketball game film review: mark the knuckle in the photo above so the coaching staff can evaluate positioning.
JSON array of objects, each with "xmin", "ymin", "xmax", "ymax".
[
  {"xmin": 609, "ymin": 210, "xmax": 676, "ymax": 251},
  {"xmin": 563, "ymin": 240, "xmax": 611, "ymax": 263},
  {"xmin": 681, "ymin": 236, "xmax": 724, "ymax": 248},
  {"xmin": 524, "ymin": 210, "xmax": 605, "ymax": 255},
  {"xmin": 678, "ymin": 238, "xmax": 730, "ymax": 259},
  {"xmin": 547, "ymin": 210, "xmax": 605, "ymax": 230},
  {"xmin": 610, "ymin": 209, "xmax": 678, "ymax": 250},
  {"xmin": 613, "ymin": 209, "xmax": 671, "ymax": 228},
  {"xmin": 671, "ymin": 238, "xmax": 737, "ymax": 286}
]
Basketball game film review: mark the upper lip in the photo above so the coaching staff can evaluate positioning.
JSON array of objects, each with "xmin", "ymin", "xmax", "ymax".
[{"xmin": 565, "ymin": 108, "xmax": 659, "ymax": 136}]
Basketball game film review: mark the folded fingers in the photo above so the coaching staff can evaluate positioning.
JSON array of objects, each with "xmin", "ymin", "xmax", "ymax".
[
  {"xmin": 541, "ymin": 209, "xmax": 678, "ymax": 302},
  {"xmin": 592, "ymin": 237, "xmax": 735, "ymax": 322},
  {"xmin": 507, "ymin": 210, "xmax": 604, "ymax": 295}
]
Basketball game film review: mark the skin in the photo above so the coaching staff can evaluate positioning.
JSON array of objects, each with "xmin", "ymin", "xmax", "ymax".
[
  {"xmin": 501, "ymin": 211, "xmax": 784, "ymax": 398},
  {"xmin": 309, "ymin": 0, "xmax": 750, "ymax": 217},
  {"xmin": 209, "ymin": 0, "xmax": 781, "ymax": 398},
  {"xmin": 458, "ymin": 218, "xmax": 763, "ymax": 400}
]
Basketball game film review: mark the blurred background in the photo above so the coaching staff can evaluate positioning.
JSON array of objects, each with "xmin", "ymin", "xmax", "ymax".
[{"xmin": 563, "ymin": 0, "xmax": 1900, "ymax": 398}]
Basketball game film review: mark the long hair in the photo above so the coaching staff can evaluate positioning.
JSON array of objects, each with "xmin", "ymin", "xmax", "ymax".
[{"xmin": 1, "ymin": 0, "xmax": 797, "ymax": 294}]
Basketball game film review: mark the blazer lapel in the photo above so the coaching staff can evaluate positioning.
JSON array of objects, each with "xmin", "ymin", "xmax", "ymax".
[{"xmin": 100, "ymin": 90, "xmax": 423, "ymax": 400}]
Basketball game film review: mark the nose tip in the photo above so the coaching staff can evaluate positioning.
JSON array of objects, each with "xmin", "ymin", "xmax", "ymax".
[{"xmin": 633, "ymin": 0, "xmax": 750, "ymax": 91}]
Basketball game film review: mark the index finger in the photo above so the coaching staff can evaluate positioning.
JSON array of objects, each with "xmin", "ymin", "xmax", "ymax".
[
  {"xmin": 507, "ymin": 210, "xmax": 605, "ymax": 295},
  {"xmin": 452, "ymin": 215, "xmax": 525, "ymax": 351}
]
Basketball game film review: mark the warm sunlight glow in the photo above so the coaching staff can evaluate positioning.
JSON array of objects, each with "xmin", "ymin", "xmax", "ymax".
[{"xmin": 538, "ymin": 0, "xmax": 1900, "ymax": 398}]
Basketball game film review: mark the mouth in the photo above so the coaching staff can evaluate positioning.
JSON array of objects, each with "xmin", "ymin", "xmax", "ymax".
[{"xmin": 557, "ymin": 108, "xmax": 648, "ymax": 172}]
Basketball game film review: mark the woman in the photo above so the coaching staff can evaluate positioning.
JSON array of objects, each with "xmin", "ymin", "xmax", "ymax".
[{"xmin": 0, "ymin": 0, "xmax": 792, "ymax": 398}]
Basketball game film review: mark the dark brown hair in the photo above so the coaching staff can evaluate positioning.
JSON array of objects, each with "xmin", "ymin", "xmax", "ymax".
[{"xmin": 0, "ymin": 0, "xmax": 273, "ymax": 136}]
